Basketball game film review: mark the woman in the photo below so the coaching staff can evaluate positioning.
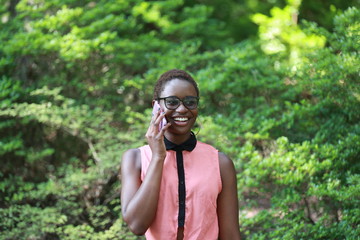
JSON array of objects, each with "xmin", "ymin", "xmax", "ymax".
[{"xmin": 121, "ymin": 69, "xmax": 241, "ymax": 240}]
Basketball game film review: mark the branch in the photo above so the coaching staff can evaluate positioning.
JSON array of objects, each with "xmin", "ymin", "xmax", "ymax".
[
  {"xmin": 304, "ymin": 197, "xmax": 316, "ymax": 225},
  {"xmin": 87, "ymin": 140, "xmax": 102, "ymax": 164}
]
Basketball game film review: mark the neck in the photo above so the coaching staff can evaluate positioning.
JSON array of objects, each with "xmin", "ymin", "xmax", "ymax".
[{"xmin": 164, "ymin": 132, "xmax": 192, "ymax": 145}]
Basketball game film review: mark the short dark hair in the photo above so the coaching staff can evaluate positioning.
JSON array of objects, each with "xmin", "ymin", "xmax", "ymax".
[{"xmin": 153, "ymin": 69, "xmax": 199, "ymax": 99}]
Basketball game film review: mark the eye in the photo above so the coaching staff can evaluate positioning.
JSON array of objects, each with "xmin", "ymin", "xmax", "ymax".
[
  {"xmin": 184, "ymin": 100, "xmax": 195, "ymax": 106},
  {"xmin": 184, "ymin": 97, "xmax": 198, "ymax": 108},
  {"xmin": 166, "ymin": 98, "xmax": 179, "ymax": 107}
]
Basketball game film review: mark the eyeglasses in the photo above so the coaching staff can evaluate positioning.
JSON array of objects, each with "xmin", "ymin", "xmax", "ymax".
[{"xmin": 157, "ymin": 96, "xmax": 199, "ymax": 110}]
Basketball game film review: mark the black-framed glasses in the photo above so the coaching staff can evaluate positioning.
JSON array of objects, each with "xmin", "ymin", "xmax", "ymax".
[{"xmin": 157, "ymin": 96, "xmax": 199, "ymax": 110}]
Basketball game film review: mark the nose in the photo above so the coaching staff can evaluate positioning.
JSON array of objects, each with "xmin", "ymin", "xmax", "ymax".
[{"xmin": 176, "ymin": 102, "xmax": 188, "ymax": 113}]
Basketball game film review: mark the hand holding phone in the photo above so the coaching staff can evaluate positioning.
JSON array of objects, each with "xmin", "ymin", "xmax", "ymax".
[{"xmin": 152, "ymin": 101, "xmax": 167, "ymax": 131}]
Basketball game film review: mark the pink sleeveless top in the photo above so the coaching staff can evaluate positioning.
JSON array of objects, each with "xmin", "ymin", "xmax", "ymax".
[{"xmin": 139, "ymin": 141, "xmax": 222, "ymax": 240}]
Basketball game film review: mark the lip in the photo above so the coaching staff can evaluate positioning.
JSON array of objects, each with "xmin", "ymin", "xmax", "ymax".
[{"xmin": 171, "ymin": 116, "xmax": 191, "ymax": 126}]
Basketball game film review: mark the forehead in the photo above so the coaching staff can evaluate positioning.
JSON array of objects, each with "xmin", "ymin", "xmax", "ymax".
[{"xmin": 161, "ymin": 79, "xmax": 197, "ymax": 97}]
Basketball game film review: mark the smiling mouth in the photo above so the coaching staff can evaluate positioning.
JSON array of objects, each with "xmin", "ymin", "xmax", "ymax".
[{"xmin": 173, "ymin": 117, "xmax": 189, "ymax": 122}]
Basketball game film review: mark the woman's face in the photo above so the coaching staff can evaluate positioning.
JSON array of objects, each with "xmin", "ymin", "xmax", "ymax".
[{"xmin": 158, "ymin": 78, "xmax": 198, "ymax": 138}]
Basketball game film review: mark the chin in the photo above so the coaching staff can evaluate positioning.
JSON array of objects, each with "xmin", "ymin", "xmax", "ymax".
[
  {"xmin": 168, "ymin": 128, "xmax": 190, "ymax": 136},
  {"xmin": 168, "ymin": 124, "xmax": 194, "ymax": 136}
]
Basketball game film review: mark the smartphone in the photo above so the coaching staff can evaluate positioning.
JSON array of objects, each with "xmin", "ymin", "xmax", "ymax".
[{"xmin": 152, "ymin": 101, "xmax": 167, "ymax": 130}]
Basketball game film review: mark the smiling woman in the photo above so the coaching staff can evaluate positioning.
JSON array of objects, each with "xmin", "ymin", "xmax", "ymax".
[
  {"xmin": 120, "ymin": 69, "xmax": 241, "ymax": 240},
  {"xmin": 157, "ymin": 78, "xmax": 198, "ymax": 143}
]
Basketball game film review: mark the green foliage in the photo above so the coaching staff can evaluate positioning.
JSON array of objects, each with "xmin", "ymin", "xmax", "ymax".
[
  {"xmin": 198, "ymin": 5, "xmax": 360, "ymax": 240},
  {"xmin": 0, "ymin": 0, "xmax": 359, "ymax": 239}
]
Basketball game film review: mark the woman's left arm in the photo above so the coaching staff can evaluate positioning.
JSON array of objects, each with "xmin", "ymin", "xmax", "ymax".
[{"xmin": 217, "ymin": 152, "xmax": 241, "ymax": 240}]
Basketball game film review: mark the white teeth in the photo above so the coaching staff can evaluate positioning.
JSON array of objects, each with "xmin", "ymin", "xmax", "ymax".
[{"xmin": 174, "ymin": 117, "xmax": 188, "ymax": 122}]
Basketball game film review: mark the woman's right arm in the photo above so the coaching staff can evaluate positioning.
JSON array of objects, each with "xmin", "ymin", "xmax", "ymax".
[{"xmin": 121, "ymin": 110, "xmax": 170, "ymax": 235}]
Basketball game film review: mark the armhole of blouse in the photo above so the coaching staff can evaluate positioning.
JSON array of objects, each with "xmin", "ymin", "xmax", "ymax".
[
  {"xmin": 139, "ymin": 146, "xmax": 152, "ymax": 182},
  {"xmin": 138, "ymin": 146, "xmax": 145, "ymax": 181},
  {"xmin": 216, "ymin": 150, "xmax": 223, "ymax": 194}
]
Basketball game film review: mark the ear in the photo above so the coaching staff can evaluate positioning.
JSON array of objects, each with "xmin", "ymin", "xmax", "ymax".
[{"xmin": 152, "ymin": 100, "xmax": 156, "ymax": 107}]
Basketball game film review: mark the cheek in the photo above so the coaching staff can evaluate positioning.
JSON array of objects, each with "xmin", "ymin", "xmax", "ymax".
[
  {"xmin": 191, "ymin": 110, "xmax": 198, "ymax": 119},
  {"xmin": 159, "ymin": 101, "xmax": 167, "ymax": 112},
  {"xmin": 164, "ymin": 109, "xmax": 172, "ymax": 118}
]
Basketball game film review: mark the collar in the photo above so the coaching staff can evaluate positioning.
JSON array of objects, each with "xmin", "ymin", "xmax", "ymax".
[{"xmin": 164, "ymin": 132, "xmax": 197, "ymax": 152}]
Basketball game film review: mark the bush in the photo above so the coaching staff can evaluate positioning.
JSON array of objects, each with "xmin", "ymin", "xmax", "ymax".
[
  {"xmin": 196, "ymin": 6, "xmax": 360, "ymax": 240},
  {"xmin": 0, "ymin": 0, "xmax": 359, "ymax": 239}
]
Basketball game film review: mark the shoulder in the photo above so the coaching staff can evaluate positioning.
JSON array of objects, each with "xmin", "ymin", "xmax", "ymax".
[
  {"xmin": 122, "ymin": 148, "xmax": 141, "ymax": 159},
  {"xmin": 218, "ymin": 152, "xmax": 232, "ymax": 164},
  {"xmin": 122, "ymin": 148, "xmax": 142, "ymax": 171},
  {"xmin": 218, "ymin": 152, "xmax": 236, "ymax": 177}
]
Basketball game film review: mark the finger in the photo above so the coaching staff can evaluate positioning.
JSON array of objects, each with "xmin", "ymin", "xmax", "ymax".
[
  {"xmin": 152, "ymin": 107, "xmax": 161, "ymax": 118},
  {"xmin": 147, "ymin": 115, "xmax": 159, "ymax": 137},
  {"xmin": 153, "ymin": 111, "xmax": 166, "ymax": 126},
  {"xmin": 149, "ymin": 108, "xmax": 161, "ymax": 125},
  {"xmin": 159, "ymin": 122, "xmax": 171, "ymax": 135},
  {"xmin": 148, "ymin": 112, "xmax": 165, "ymax": 135},
  {"xmin": 149, "ymin": 113, "xmax": 167, "ymax": 135}
]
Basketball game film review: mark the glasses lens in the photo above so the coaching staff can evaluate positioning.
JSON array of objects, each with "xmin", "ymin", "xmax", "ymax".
[
  {"xmin": 165, "ymin": 97, "xmax": 180, "ymax": 109},
  {"xmin": 183, "ymin": 97, "xmax": 198, "ymax": 109}
]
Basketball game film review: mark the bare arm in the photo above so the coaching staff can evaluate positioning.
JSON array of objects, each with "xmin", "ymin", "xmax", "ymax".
[
  {"xmin": 120, "ymin": 110, "xmax": 171, "ymax": 235},
  {"xmin": 217, "ymin": 152, "xmax": 241, "ymax": 240}
]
